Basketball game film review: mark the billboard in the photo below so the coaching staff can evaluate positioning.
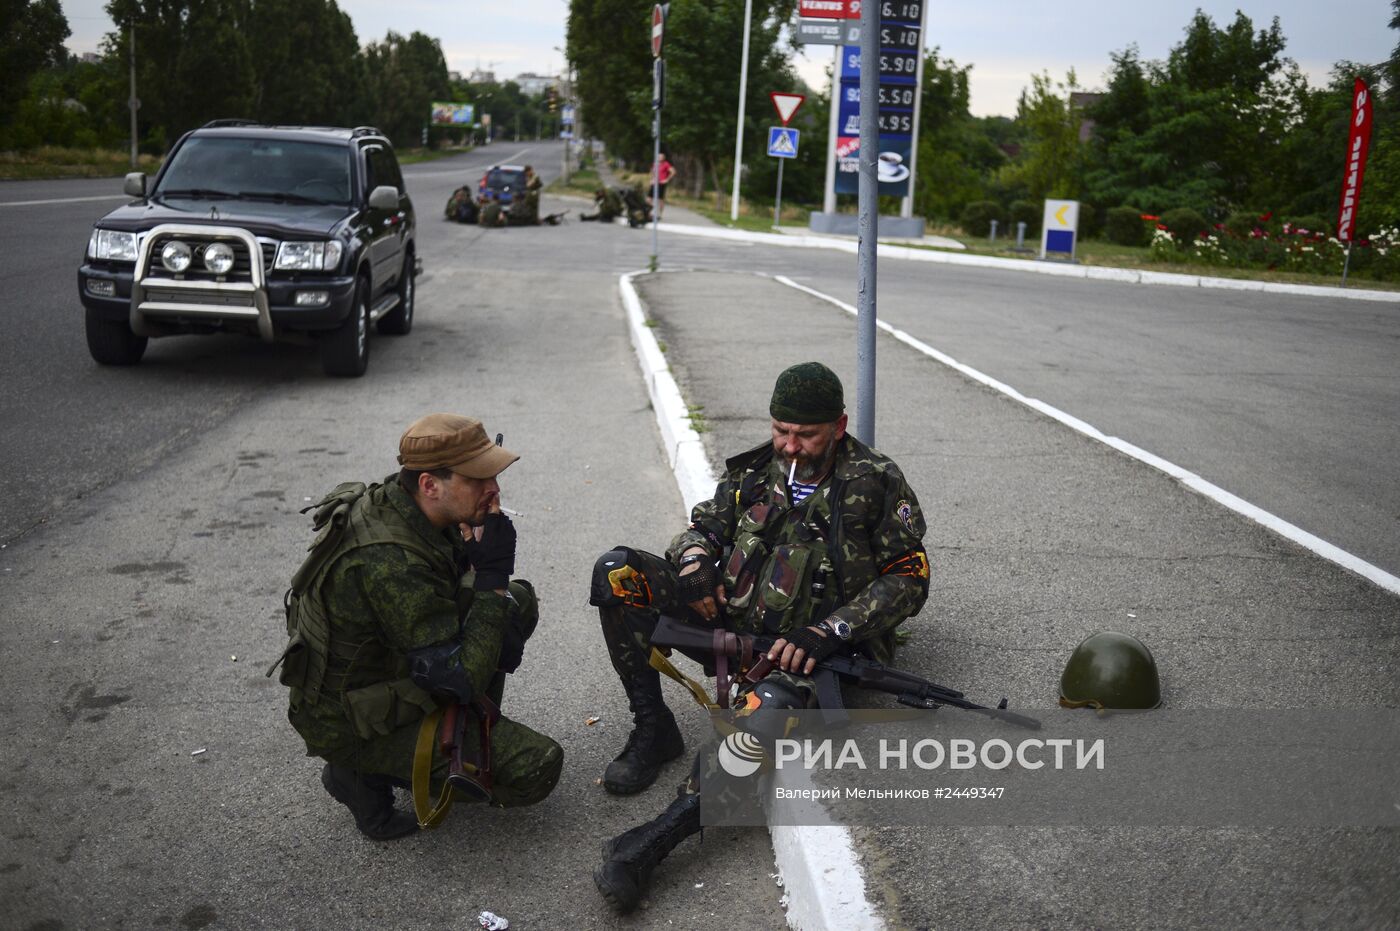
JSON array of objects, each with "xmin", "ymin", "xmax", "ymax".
[{"xmin": 430, "ymin": 102, "xmax": 476, "ymax": 126}]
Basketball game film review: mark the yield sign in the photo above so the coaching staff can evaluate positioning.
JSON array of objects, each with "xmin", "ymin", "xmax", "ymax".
[
  {"xmin": 770, "ymin": 92, "xmax": 805, "ymax": 126},
  {"xmin": 651, "ymin": 4, "xmax": 666, "ymax": 57}
]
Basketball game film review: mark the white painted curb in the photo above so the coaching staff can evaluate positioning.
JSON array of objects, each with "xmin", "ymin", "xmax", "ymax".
[
  {"xmin": 618, "ymin": 271, "xmax": 886, "ymax": 931},
  {"xmin": 652, "ymin": 222, "xmax": 1400, "ymax": 304},
  {"xmin": 774, "ymin": 274, "xmax": 1400, "ymax": 597}
]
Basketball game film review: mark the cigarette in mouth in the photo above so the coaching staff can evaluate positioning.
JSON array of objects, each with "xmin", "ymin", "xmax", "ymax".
[{"xmin": 788, "ymin": 459, "xmax": 797, "ymax": 485}]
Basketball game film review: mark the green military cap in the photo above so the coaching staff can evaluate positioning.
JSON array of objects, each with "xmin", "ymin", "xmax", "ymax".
[{"xmin": 770, "ymin": 361, "xmax": 845, "ymax": 425}]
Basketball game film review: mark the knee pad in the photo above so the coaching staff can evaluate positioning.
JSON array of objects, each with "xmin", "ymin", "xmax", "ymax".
[
  {"xmin": 736, "ymin": 678, "xmax": 807, "ymax": 744},
  {"xmin": 589, "ymin": 547, "xmax": 652, "ymax": 608}
]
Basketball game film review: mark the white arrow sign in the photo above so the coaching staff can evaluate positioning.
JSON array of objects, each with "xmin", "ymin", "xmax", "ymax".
[{"xmin": 770, "ymin": 92, "xmax": 805, "ymax": 126}]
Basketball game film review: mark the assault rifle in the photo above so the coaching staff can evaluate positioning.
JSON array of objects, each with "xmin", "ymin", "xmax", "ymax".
[{"xmin": 650, "ymin": 614, "xmax": 1040, "ymax": 731}]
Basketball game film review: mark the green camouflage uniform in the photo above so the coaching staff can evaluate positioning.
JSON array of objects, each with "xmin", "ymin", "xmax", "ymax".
[
  {"xmin": 478, "ymin": 200, "xmax": 506, "ymax": 227},
  {"xmin": 277, "ymin": 478, "xmax": 562, "ymax": 808},
  {"xmin": 582, "ymin": 188, "xmax": 623, "ymax": 222},
  {"xmin": 598, "ymin": 434, "xmax": 929, "ymax": 705}
]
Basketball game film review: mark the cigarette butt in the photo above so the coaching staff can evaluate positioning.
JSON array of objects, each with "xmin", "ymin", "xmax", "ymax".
[{"xmin": 586, "ymin": 716, "xmax": 600, "ymax": 726}]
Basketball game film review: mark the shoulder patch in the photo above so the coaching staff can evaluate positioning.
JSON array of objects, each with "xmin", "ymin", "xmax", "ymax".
[{"xmin": 895, "ymin": 499, "xmax": 916, "ymax": 534}]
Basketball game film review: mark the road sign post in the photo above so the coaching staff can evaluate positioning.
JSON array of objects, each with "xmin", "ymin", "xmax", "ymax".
[
  {"xmin": 767, "ymin": 127, "xmax": 800, "ymax": 227},
  {"xmin": 768, "ymin": 94, "xmax": 804, "ymax": 229}
]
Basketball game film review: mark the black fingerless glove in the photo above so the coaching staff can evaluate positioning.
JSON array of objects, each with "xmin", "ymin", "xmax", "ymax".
[
  {"xmin": 785, "ymin": 625, "xmax": 840, "ymax": 665},
  {"xmin": 464, "ymin": 513, "xmax": 516, "ymax": 591},
  {"xmin": 678, "ymin": 560, "xmax": 717, "ymax": 603}
]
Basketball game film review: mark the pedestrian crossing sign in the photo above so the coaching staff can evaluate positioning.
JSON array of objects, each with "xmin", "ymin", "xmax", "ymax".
[{"xmin": 767, "ymin": 127, "xmax": 800, "ymax": 159}]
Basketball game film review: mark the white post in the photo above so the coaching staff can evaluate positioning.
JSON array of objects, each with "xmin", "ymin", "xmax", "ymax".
[
  {"xmin": 729, "ymin": 0, "xmax": 754, "ymax": 222},
  {"xmin": 900, "ymin": 2, "xmax": 929, "ymax": 220},
  {"xmin": 822, "ymin": 45, "xmax": 840, "ymax": 216}
]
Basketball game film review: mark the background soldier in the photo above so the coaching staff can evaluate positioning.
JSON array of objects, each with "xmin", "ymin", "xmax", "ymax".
[
  {"xmin": 580, "ymin": 187, "xmax": 623, "ymax": 222},
  {"xmin": 274, "ymin": 413, "xmax": 562, "ymax": 840},
  {"xmin": 588, "ymin": 362, "xmax": 930, "ymax": 911}
]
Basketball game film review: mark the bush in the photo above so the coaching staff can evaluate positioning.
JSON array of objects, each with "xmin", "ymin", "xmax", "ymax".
[
  {"xmin": 1287, "ymin": 214, "xmax": 1329, "ymax": 237},
  {"xmin": 1161, "ymin": 207, "xmax": 1210, "ymax": 242},
  {"xmin": 1224, "ymin": 211, "xmax": 1258, "ymax": 237},
  {"xmin": 1104, "ymin": 205, "xmax": 1148, "ymax": 246},
  {"xmin": 1008, "ymin": 200, "xmax": 1040, "ymax": 237},
  {"xmin": 1078, "ymin": 202, "xmax": 1103, "ymax": 240},
  {"xmin": 960, "ymin": 200, "xmax": 1004, "ymax": 238}
]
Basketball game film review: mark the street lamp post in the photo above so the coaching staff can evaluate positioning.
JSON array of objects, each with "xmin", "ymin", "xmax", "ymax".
[{"xmin": 728, "ymin": 0, "xmax": 754, "ymax": 222}]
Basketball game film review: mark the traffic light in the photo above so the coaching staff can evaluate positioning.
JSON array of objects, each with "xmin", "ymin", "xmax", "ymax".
[{"xmin": 547, "ymin": 87, "xmax": 558, "ymax": 113}]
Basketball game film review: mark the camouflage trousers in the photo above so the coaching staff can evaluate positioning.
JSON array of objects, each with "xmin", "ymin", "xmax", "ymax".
[{"xmin": 293, "ymin": 694, "xmax": 563, "ymax": 809}]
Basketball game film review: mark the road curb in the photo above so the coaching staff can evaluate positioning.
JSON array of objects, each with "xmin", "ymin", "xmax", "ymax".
[
  {"xmin": 618, "ymin": 270, "xmax": 887, "ymax": 931},
  {"xmin": 651, "ymin": 223, "xmax": 1400, "ymax": 304}
]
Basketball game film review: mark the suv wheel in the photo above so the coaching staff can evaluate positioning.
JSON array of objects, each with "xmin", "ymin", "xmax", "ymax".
[
  {"xmin": 321, "ymin": 278, "xmax": 370, "ymax": 377},
  {"xmin": 378, "ymin": 251, "xmax": 415, "ymax": 335},
  {"xmin": 85, "ymin": 307, "xmax": 148, "ymax": 366}
]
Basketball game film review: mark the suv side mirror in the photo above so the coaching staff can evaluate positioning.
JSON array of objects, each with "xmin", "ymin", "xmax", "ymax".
[
  {"xmin": 124, "ymin": 172, "xmax": 147, "ymax": 198},
  {"xmin": 368, "ymin": 185, "xmax": 399, "ymax": 210}
]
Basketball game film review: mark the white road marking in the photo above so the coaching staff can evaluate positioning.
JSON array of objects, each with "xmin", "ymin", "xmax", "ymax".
[
  {"xmin": 774, "ymin": 274, "xmax": 1400, "ymax": 596},
  {"xmin": 0, "ymin": 194, "xmax": 128, "ymax": 208}
]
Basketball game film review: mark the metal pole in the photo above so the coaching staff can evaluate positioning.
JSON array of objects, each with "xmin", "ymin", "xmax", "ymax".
[
  {"xmin": 652, "ymin": 111, "xmax": 661, "ymax": 262},
  {"xmin": 128, "ymin": 23, "xmax": 138, "ymax": 169},
  {"xmin": 822, "ymin": 45, "xmax": 840, "ymax": 216},
  {"xmin": 774, "ymin": 158, "xmax": 784, "ymax": 228},
  {"xmin": 855, "ymin": 0, "xmax": 878, "ymax": 446},
  {"xmin": 729, "ymin": 0, "xmax": 754, "ymax": 222},
  {"xmin": 1341, "ymin": 242, "xmax": 1353, "ymax": 285}
]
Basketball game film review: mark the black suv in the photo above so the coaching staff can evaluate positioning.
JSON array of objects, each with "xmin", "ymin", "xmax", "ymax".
[{"xmin": 78, "ymin": 121, "xmax": 418, "ymax": 376}]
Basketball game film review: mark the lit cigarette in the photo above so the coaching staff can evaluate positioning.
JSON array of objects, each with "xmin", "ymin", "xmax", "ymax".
[{"xmin": 788, "ymin": 459, "xmax": 797, "ymax": 485}]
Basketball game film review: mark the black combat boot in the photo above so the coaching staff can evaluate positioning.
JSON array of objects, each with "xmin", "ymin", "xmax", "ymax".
[
  {"xmin": 603, "ymin": 672, "xmax": 684, "ymax": 795},
  {"xmin": 320, "ymin": 764, "xmax": 419, "ymax": 841},
  {"xmin": 594, "ymin": 791, "xmax": 702, "ymax": 914}
]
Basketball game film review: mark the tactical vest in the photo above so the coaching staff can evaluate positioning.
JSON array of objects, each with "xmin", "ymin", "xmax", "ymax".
[
  {"xmin": 720, "ymin": 466, "xmax": 839, "ymax": 636},
  {"xmin": 270, "ymin": 481, "xmax": 468, "ymax": 732}
]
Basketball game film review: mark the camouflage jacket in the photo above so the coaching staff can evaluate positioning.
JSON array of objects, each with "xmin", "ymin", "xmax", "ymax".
[
  {"xmin": 668, "ymin": 436, "xmax": 929, "ymax": 661},
  {"xmin": 281, "ymin": 478, "xmax": 512, "ymax": 754}
]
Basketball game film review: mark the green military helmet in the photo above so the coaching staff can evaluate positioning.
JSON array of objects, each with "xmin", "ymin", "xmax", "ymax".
[{"xmin": 1059, "ymin": 630, "xmax": 1162, "ymax": 710}]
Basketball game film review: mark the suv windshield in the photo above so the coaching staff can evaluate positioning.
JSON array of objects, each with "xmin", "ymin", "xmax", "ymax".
[{"xmin": 154, "ymin": 136, "xmax": 353, "ymax": 205}]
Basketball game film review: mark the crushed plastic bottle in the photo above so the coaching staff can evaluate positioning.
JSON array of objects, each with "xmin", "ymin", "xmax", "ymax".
[{"xmin": 478, "ymin": 911, "xmax": 509, "ymax": 931}]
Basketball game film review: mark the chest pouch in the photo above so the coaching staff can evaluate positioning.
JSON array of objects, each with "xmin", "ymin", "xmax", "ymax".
[{"xmin": 723, "ymin": 501, "xmax": 775, "ymax": 610}]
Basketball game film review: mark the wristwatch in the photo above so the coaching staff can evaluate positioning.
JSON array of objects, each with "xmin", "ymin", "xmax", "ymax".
[{"xmin": 820, "ymin": 618, "xmax": 853, "ymax": 641}]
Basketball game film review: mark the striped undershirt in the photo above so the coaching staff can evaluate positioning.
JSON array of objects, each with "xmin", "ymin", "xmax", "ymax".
[{"xmin": 788, "ymin": 479, "xmax": 820, "ymax": 505}]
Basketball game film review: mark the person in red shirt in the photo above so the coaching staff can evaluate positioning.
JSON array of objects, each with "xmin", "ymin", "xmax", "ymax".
[{"xmin": 650, "ymin": 151, "xmax": 676, "ymax": 219}]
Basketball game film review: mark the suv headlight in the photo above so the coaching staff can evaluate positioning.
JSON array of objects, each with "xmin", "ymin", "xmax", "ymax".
[
  {"xmin": 274, "ymin": 240, "xmax": 343, "ymax": 272},
  {"xmin": 88, "ymin": 228, "xmax": 138, "ymax": 261}
]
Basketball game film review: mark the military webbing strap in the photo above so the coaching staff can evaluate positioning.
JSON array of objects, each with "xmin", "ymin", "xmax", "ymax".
[
  {"xmin": 412, "ymin": 707, "xmax": 455, "ymax": 829},
  {"xmin": 649, "ymin": 648, "xmax": 718, "ymax": 711}
]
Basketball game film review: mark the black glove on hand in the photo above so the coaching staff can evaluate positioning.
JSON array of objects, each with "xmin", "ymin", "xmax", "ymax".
[
  {"xmin": 785, "ymin": 625, "xmax": 840, "ymax": 666},
  {"xmin": 464, "ymin": 513, "xmax": 516, "ymax": 591},
  {"xmin": 678, "ymin": 560, "xmax": 717, "ymax": 604},
  {"xmin": 496, "ymin": 584, "xmax": 539, "ymax": 674}
]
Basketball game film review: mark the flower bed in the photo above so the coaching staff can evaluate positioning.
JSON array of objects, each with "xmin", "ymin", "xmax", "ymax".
[{"xmin": 1147, "ymin": 216, "xmax": 1398, "ymax": 282}]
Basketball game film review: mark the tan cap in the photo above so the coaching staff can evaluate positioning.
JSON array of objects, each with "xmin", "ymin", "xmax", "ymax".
[{"xmin": 397, "ymin": 413, "xmax": 519, "ymax": 479}]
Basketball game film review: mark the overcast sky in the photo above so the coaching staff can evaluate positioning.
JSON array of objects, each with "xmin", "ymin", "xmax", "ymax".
[{"xmin": 61, "ymin": 0, "xmax": 1393, "ymax": 117}]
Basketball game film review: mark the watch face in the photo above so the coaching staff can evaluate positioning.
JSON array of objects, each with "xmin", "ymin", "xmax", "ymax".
[{"xmin": 828, "ymin": 620, "xmax": 852, "ymax": 640}]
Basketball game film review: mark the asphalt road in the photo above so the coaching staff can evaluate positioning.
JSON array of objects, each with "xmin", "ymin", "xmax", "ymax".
[
  {"xmin": 0, "ymin": 141, "xmax": 793, "ymax": 929},
  {"xmin": 651, "ymin": 231, "xmax": 1400, "ymax": 583},
  {"xmin": 0, "ymin": 144, "xmax": 563, "ymax": 546}
]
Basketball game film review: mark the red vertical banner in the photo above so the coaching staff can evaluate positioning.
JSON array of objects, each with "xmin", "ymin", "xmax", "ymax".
[{"xmin": 1336, "ymin": 78, "xmax": 1373, "ymax": 243}]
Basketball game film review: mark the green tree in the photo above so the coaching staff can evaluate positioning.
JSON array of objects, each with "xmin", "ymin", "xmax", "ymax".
[
  {"xmin": 1080, "ymin": 10, "xmax": 1302, "ymax": 217},
  {"xmin": 567, "ymin": 0, "xmax": 653, "ymax": 164},
  {"xmin": 911, "ymin": 49, "xmax": 1004, "ymax": 221},
  {"xmin": 996, "ymin": 70, "xmax": 1082, "ymax": 203},
  {"xmin": 363, "ymin": 30, "xmax": 450, "ymax": 147},
  {"xmin": 104, "ymin": 0, "xmax": 257, "ymax": 149},
  {"xmin": 0, "ymin": 0, "xmax": 70, "ymax": 137},
  {"xmin": 248, "ymin": 0, "xmax": 365, "ymax": 126}
]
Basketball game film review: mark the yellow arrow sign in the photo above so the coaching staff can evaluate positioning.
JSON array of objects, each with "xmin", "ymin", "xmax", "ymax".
[{"xmin": 1055, "ymin": 205, "xmax": 1069, "ymax": 226}]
